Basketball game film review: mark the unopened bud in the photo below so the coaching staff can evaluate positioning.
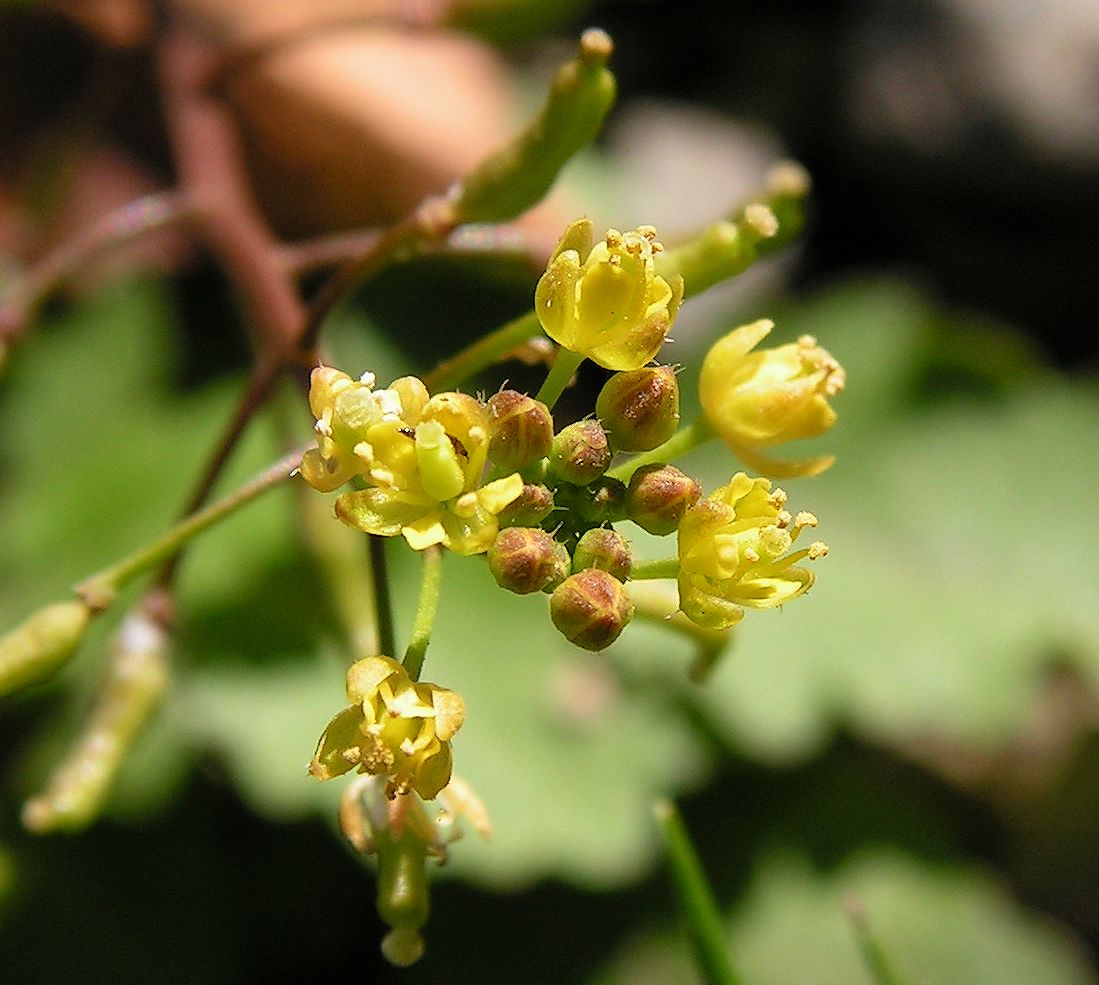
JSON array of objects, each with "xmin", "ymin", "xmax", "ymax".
[
  {"xmin": 486, "ymin": 390, "xmax": 554, "ymax": 472},
  {"xmin": 626, "ymin": 464, "xmax": 702, "ymax": 535},
  {"xmin": 541, "ymin": 542, "xmax": 573, "ymax": 594},
  {"xmin": 489, "ymin": 528, "xmax": 563, "ymax": 595},
  {"xmin": 0, "ymin": 600, "xmax": 93, "ymax": 697},
  {"xmin": 573, "ymin": 528, "xmax": 632, "ymax": 581},
  {"xmin": 496, "ymin": 482, "xmax": 555, "ymax": 528},
  {"xmin": 596, "ymin": 365, "xmax": 679, "ymax": 451},
  {"xmin": 550, "ymin": 420, "xmax": 611, "ymax": 485},
  {"xmin": 550, "ymin": 569, "xmax": 633, "ymax": 651}
]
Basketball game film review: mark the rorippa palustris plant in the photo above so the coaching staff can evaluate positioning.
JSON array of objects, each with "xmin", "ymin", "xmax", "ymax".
[{"xmin": 0, "ymin": 22, "xmax": 843, "ymax": 969}]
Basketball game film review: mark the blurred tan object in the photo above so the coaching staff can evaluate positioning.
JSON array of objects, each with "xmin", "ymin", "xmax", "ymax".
[{"xmin": 49, "ymin": 0, "xmax": 153, "ymax": 47}]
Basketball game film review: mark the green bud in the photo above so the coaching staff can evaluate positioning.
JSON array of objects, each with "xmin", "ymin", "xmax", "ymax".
[
  {"xmin": 486, "ymin": 390, "xmax": 554, "ymax": 472},
  {"xmin": 626, "ymin": 464, "xmax": 702, "ymax": 536},
  {"xmin": 550, "ymin": 420, "xmax": 611, "ymax": 485},
  {"xmin": 496, "ymin": 482, "xmax": 555, "ymax": 528},
  {"xmin": 489, "ymin": 527, "xmax": 563, "ymax": 595},
  {"xmin": 451, "ymin": 29, "xmax": 616, "ymax": 224},
  {"xmin": 573, "ymin": 528, "xmax": 632, "ymax": 581},
  {"xmin": 0, "ymin": 600, "xmax": 92, "ymax": 697},
  {"xmin": 540, "ymin": 542, "xmax": 573, "ymax": 595},
  {"xmin": 596, "ymin": 365, "xmax": 680, "ymax": 451},
  {"xmin": 550, "ymin": 569, "xmax": 633, "ymax": 651}
]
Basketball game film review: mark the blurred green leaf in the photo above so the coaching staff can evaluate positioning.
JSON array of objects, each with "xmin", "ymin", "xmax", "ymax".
[{"xmin": 596, "ymin": 851, "xmax": 1096, "ymax": 985}]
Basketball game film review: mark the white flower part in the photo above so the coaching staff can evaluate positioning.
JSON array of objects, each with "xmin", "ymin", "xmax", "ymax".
[
  {"xmin": 374, "ymin": 388, "xmax": 404, "ymax": 421},
  {"xmin": 358, "ymin": 371, "xmax": 377, "ymax": 387}
]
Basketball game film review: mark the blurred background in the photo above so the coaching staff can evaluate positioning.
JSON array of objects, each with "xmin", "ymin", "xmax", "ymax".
[{"xmin": 2, "ymin": 1, "xmax": 1098, "ymax": 983}]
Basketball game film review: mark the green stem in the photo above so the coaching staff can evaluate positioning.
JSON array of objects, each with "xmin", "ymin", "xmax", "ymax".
[
  {"xmin": 371, "ymin": 535, "xmax": 396, "ymax": 659},
  {"xmin": 77, "ymin": 447, "xmax": 304, "ymax": 610},
  {"xmin": 607, "ymin": 418, "xmax": 714, "ymax": 482},
  {"xmin": 424, "ymin": 311, "xmax": 541, "ymax": 392},
  {"xmin": 654, "ymin": 799, "xmax": 744, "ymax": 985},
  {"xmin": 630, "ymin": 557, "xmax": 680, "ymax": 580},
  {"xmin": 535, "ymin": 348, "xmax": 586, "ymax": 410},
  {"xmin": 845, "ymin": 896, "xmax": 911, "ymax": 985},
  {"xmin": 631, "ymin": 590, "xmax": 731, "ymax": 682},
  {"xmin": 402, "ymin": 545, "xmax": 443, "ymax": 682}
]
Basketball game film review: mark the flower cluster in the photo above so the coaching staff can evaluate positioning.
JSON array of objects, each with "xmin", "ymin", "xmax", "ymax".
[{"xmin": 301, "ymin": 217, "xmax": 843, "ymax": 966}]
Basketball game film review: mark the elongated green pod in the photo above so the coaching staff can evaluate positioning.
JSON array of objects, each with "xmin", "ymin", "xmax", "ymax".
[
  {"xmin": 0, "ymin": 600, "xmax": 92, "ymax": 697},
  {"xmin": 655, "ymin": 162, "xmax": 812, "ymax": 296},
  {"xmin": 22, "ymin": 609, "xmax": 169, "ymax": 833},
  {"xmin": 451, "ymin": 28, "xmax": 616, "ymax": 223}
]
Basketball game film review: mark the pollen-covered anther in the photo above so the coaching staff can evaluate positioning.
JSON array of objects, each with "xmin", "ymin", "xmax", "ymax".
[
  {"xmin": 794, "ymin": 511, "xmax": 818, "ymax": 529},
  {"xmin": 359, "ymin": 371, "xmax": 377, "ymax": 386},
  {"xmin": 342, "ymin": 746, "xmax": 362, "ymax": 764},
  {"xmin": 808, "ymin": 541, "xmax": 830, "ymax": 560},
  {"xmin": 604, "ymin": 228, "xmax": 623, "ymax": 248},
  {"xmin": 744, "ymin": 547, "xmax": 761, "ymax": 563},
  {"xmin": 775, "ymin": 510, "xmax": 792, "ymax": 529},
  {"xmin": 744, "ymin": 203, "xmax": 779, "ymax": 238},
  {"xmin": 769, "ymin": 489, "xmax": 788, "ymax": 510},
  {"xmin": 637, "ymin": 224, "xmax": 658, "ymax": 240}
]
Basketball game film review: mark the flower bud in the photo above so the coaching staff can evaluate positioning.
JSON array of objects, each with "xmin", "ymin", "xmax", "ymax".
[
  {"xmin": 0, "ymin": 600, "xmax": 93, "ymax": 697},
  {"xmin": 541, "ymin": 542, "xmax": 573, "ymax": 594},
  {"xmin": 496, "ymin": 482, "xmax": 555, "ymax": 528},
  {"xmin": 489, "ymin": 528, "xmax": 563, "ymax": 595},
  {"xmin": 573, "ymin": 528, "xmax": 632, "ymax": 581},
  {"xmin": 550, "ymin": 570, "xmax": 633, "ymax": 651},
  {"xmin": 626, "ymin": 464, "xmax": 702, "ymax": 536},
  {"xmin": 486, "ymin": 390, "xmax": 554, "ymax": 472},
  {"xmin": 550, "ymin": 420, "xmax": 611, "ymax": 485},
  {"xmin": 596, "ymin": 365, "xmax": 680, "ymax": 451}
]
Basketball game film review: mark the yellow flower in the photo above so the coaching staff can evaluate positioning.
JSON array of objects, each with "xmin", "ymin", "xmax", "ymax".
[
  {"xmin": 309, "ymin": 655, "xmax": 465, "ymax": 800},
  {"xmin": 335, "ymin": 391, "xmax": 523, "ymax": 555},
  {"xmin": 535, "ymin": 219, "xmax": 684, "ymax": 371},
  {"xmin": 677, "ymin": 472, "xmax": 828, "ymax": 630},
  {"xmin": 299, "ymin": 367, "xmax": 427, "ymax": 493},
  {"xmin": 699, "ymin": 319, "xmax": 845, "ymax": 478}
]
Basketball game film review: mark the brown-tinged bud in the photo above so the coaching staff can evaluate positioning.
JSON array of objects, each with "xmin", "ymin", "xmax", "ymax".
[
  {"xmin": 541, "ymin": 542, "xmax": 573, "ymax": 594},
  {"xmin": 550, "ymin": 570, "xmax": 633, "ymax": 651},
  {"xmin": 496, "ymin": 482, "xmax": 555, "ymax": 528},
  {"xmin": 486, "ymin": 390, "xmax": 554, "ymax": 472},
  {"xmin": 0, "ymin": 600, "xmax": 93, "ymax": 697},
  {"xmin": 489, "ymin": 528, "xmax": 563, "ymax": 595},
  {"xmin": 626, "ymin": 464, "xmax": 702, "ymax": 535},
  {"xmin": 550, "ymin": 420, "xmax": 611, "ymax": 485},
  {"xmin": 596, "ymin": 365, "xmax": 680, "ymax": 451},
  {"xmin": 573, "ymin": 528, "xmax": 632, "ymax": 581}
]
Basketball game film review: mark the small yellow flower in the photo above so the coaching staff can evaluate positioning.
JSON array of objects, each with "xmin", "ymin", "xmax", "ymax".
[
  {"xmin": 310, "ymin": 655, "xmax": 465, "ymax": 800},
  {"xmin": 677, "ymin": 472, "xmax": 827, "ymax": 630},
  {"xmin": 335, "ymin": 391, "xmax": 523, "ymax": 555},
  {"xmin": 536, "ymin": 219, "xmax": 684, "ymax": 371},
  {"xmin": 700, "ymin": 319, "xmax": 845, "ymax": 478}
]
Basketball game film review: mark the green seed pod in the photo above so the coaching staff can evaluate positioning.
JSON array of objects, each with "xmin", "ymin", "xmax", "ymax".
[
  {"xmin": 596, "ymin": 365, "xmax": 680, "ymax": 451},
  {"xmin": 486, "ymin": 390, "xmax": 554, "ymax": 472},
  {"xmin": 451, "ymin": 29, "xmax": 616, "ymax": 224},
  {"xmin": 0, "ymin": 600, "xmax": 93, "ymax": 697},
  {"xmin": 496, "ymin": 482, "xmax": 555, "ymax": 528},
  {"xmin": 376, "ymin": 832, "xmax": 429, "ymax": 967},
  {"xmin": 626, "ymin": 464, "xmax": 702, "ymax": 536},
  {"xmin": 550, "ymin": 569, "xmax": 633, "ymax": 651},
  {"xmin": 550, "ymin": 420, "xmax": 611, "ymax": 485},
  {"xmin": 573, "ymin": 528, "xmax": 632, "ymax": 581},
  {"xmin": 489, "ymin": 527, "xmax": 563, "ymax": 595}
]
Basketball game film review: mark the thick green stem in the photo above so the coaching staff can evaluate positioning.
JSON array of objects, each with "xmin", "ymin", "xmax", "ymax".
[
  {"xmin": 653, "ymin": 799, "xmax": 744, "ymax": 985},
  {"xmin": 77, "ymin": 447, "xmax": 304, "ymax": 610},
  {"xmin": 402, "ymin": 545, "xmax": 443, "ymax": 682},
  {"xmin": 630, "ymin": 557, "xmax": 680, "ymax": 580},
  {"xmin": 535, "ymin": 348, "xmax": 586, "ymax": 410},
  {"xmin": 607, "ymin": 418, "xmax": 714, "ymax": 482}
]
